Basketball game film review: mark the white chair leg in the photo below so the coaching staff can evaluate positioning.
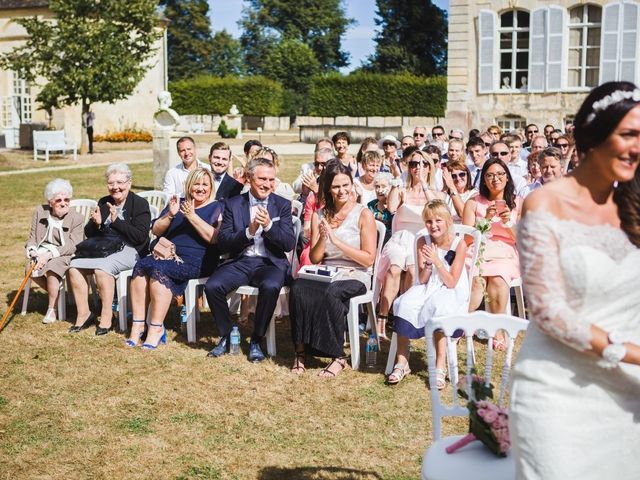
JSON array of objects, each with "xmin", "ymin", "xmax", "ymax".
[
  {"xmin": 347, "ymin": 298, "xmax": 361, "ymax": 370},
  {"xmin": 515, "ymin": 285, "xmax": 525, "ymax": 318},
  {"xmin": 21, "ymin": 278, "xmax": 31, "ymax": 315},
  {"xmin": 116, "ymin": 275, "xmax": 128, "ymax": 332},
  {"xmin": 266, "ymin": 315, "xmax": 276, "ymax": 357},
  {"xmin": 185, "ymin": 281, "xmax": 197, "ymax": 343},
  {"xmin": 385, "ymin": 332, "xmax": 398, "ymax": 375},
  {"xmin": 57, "ymin": 282, "xmax": 66, "ymax": 321}
]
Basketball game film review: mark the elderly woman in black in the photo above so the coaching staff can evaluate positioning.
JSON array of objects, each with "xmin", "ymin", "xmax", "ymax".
[{"xmin": 68, "ymin": 163, "xmax": 150, "ymax": 335}]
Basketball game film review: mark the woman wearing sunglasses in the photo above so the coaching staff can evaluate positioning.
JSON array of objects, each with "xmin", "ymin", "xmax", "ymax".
[
  {"xmin": 24, "ymin": 179, "xmax": 84, "ymax": 324},
  {"xmin": 375, "ymin": 148, "xmax": 448, "ymax": 338},
  {"xmin": 462, "ymin": 157, "xmax": 521, "ymax": 350},
  {"xmin": 442, "ymin": 159, "xmax": 478, "ymax": 223}
]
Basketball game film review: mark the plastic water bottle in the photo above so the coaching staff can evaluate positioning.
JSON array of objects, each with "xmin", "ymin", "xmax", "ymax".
[
  {"xmin": 365, "ymin": 334, "xmax": 378, "ymax": 368},
  {"xmin": 230, "ymin": 326, "xmax": 241, "ymax": 355},
  {"xmin": 179, "ymin": 305, "xmax": 187, "ymax": 324}
]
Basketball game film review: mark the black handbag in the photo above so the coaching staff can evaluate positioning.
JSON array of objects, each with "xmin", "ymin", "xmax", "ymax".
[{"xmin": 74, "ymin": 236, "xmax": 125, "ymax": 259}]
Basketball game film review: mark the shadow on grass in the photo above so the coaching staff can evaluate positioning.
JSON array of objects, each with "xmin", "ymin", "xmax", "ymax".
[{"xmin": 259, "ymin": 466, "xmax": 384, "ymax": 480}]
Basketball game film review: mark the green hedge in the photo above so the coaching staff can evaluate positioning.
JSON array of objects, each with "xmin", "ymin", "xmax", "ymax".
[
  {"xmin": 308, "ymin": 73, "xmax": 447, "ymax": 117},
  {"xmin": 169, "ymin": 76, "xmax": 284, "ymax": 116}
]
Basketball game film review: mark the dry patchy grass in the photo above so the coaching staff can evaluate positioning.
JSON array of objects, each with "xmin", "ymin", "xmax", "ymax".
[{"xmin": 0, "ymin": 161, "xmax": 486, "ymax": 480}]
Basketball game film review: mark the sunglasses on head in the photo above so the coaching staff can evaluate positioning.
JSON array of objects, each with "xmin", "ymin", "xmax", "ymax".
[
  {"xmin": 451, "ymin": 172, "xmax": 467, "ymax": 180},
  {"xmin": 449, "ymin": 135, "xmax": 462, "ymax": 140},
  {"xmin": 491, "ymin": 151, "xmax": 510, "ymax": 157}
]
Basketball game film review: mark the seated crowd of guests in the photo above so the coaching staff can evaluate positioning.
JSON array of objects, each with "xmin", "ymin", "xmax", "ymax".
[{"xmin": 24, "ymin": 123, "xmax": 572, "ymax": 382}]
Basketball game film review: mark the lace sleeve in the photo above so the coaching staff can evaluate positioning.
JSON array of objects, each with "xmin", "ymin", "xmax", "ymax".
[{"xmin": 517, "ymin": 211, "xmax": 592, "ymax": 351}]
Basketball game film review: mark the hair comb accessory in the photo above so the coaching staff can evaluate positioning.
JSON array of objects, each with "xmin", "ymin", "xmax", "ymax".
[{"xmin": 585, "ymin": 88, "xmax": 640, "ymax": 125}]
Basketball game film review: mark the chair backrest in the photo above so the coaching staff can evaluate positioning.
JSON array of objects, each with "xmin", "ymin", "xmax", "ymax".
[
  {"xmin": 291, "ymin": 199, "xmax": 303, "ymax": 218},
  {"xmin": 412, "ymin": 224, "xmax": 481, "ymax": 309},
  {"xmin": 149, "ymin": 205, "xmax": 159, "ymax": 221},
  {"xmin": 289, "ymin": 216, "xmax": 302, "ymax": 273},
  {"xmin": 137, "ymin": 190, "xmax": 169, "ymax": 212},
  {"xmin": 34, "ymin": 130, "xmax": 65, "ymax": 146},
  {"xmin": 70, "ymin": 199, "xmax": 97, "ymax": 225},
  {"xmin": 425, "ymin": 311, "xmax": 529, "ymax": 440}
]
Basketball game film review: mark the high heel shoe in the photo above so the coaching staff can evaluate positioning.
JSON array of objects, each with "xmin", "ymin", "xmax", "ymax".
[
  {"xmin": 141, "ymin": 323, "xmax": 167, "ymax": 350},
  {"xmin": 124, "ymin": 320, "xmax": 147, "ymax": 348},
  {"xmin": 69, "ymin": 313, "xmax": 96, "ymax": 333}
]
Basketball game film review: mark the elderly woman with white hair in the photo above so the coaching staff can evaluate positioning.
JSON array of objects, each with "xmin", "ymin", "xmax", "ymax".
[
  {"xmin": 68, "ymin": 163, "xmax": 151, "ymax": 335},
  {"xmin": 25, "ymin": 178, "xmax": 84, "ymax": 324}
]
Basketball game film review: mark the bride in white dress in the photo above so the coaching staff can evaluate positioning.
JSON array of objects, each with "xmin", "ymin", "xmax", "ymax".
[{"xmin": 510, "ymin": 81, "xmax": 640, "ymax": 479}]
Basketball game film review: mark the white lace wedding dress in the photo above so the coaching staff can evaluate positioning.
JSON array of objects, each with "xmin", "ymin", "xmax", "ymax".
[{"xmin": 510, "ymin": 210, "xmax": 640, "ymax": 479}]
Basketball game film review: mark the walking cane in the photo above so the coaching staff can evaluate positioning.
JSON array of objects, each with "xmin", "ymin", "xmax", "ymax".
[{"xmin": 0, "ymin": 261, "xmax": 37, "ymax": 333}]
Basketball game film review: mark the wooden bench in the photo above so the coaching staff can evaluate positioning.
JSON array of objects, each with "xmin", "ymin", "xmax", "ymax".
[{"xmin": 33, "ymin": 130, "xmax": 77, "ymax": 162}]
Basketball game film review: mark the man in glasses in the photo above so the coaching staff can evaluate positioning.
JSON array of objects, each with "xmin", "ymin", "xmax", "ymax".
[
  {"xmin": 553, "ymin": 135, "xmax": 572, "ymax": 168},
  {"xmin": 292, "ymin": 138, "xmax": 334, "ymax": 194},
  {"xmin": 413, "ymin": 126, "xmax": 428, "ymax": 150},
  {"xmin": 431, "ymin": 124, "xmax": 447, "ymax": 151},
  {"xmin": 523, "ymin": 123, "xmax": 539, "ymax": 150}
]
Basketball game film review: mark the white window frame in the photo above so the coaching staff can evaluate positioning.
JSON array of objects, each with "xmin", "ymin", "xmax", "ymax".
[
  {"xmin": 496, "ymin": 115, "xmax": 527, "ymax": 131},
  {"xmin": 568, "ymin": 4, "xmax": 602, "ymax": 89},
  {"xmin": 498, "ymin": 9, "xmax": 531, "ymax": 92},
  {"xmin": 478, "ymin": 10, "xmax": 498, "ymax": 94}
]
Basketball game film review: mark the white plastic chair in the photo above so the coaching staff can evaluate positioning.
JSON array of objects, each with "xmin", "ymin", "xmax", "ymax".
[
  {"xmin": 291, "ymin": 199, "xmax": 303, "ymax": 218},
  {"xmin": 385, "ymin": 225, "xmax": 482, "ymax": 375},
  {"xmin": 20, "ymin": 199, "xmax": 98, "ymax": 320},
  {"xmin": 184, "ymin": 217, "xmax": 302, "ymax": 356},
  {"xmin": 115, "ymin": 205, "xmax": 160, "ymax": 332},
  {"xmin": 345, "ymin": 220, "xmax": 386, "ymax": 370},
  {"xmin": 137, "ymin": 190, "xmax": 169, "ymax": 212},
  {"xmin": 421, "ymin": 311, "xmax": 528, "ymax": 480}
]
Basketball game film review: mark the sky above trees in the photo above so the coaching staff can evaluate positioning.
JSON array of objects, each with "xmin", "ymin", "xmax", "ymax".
[{"xmin": 208, "ymin": 0, "xmax": 449, "ymax": 73}]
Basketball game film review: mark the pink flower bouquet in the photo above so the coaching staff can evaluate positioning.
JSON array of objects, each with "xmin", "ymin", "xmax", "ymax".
[{"xmin": 446, "ymin": 372, "xmax": 511, "ymax": 457}]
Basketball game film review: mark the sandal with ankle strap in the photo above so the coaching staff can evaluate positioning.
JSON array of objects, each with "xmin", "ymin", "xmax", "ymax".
[
  {"xmin": 141, "ymin": 323, "xmax": 167, "ymax": 350},
  {"xmin": 319, "ymin": 357, "xmax": 347, "ymax": 378},
  {"xmin": 124, "ymin": 320, "xmax": 146, "ymax": 348},
  {"xmin": 386, "ymin": 363, "xmax": 411, "ymax": 385},
  {"xmin": 291, "ymin": 351, "xmax": 306, "ymax": 375}
]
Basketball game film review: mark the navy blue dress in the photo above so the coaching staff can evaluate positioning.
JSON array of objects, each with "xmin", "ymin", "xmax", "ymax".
[{"xmin": 132, "ymin": 201, "xmax": 223, "ymax": 295}]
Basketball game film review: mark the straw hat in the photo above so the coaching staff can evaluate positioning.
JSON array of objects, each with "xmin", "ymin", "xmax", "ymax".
[{"xmin": 378, "ymin": 135, "xmax": 400, "ymax": 149}]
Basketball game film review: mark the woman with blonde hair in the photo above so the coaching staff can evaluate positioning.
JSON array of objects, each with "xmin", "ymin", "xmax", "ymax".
[
  {"xmin": 375, "ymin": 147, "xmax": 448, "ymax": 338},
  {"xmin": 126, "ymin": 167, "xmax": 223, "ymax": 348},
  {"xmin": 386, "ymin": 200, "xmax": 469, "ymax": 386}
]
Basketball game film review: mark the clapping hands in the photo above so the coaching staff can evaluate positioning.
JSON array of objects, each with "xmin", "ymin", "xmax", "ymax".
[
  {"xmin": 421, "ymin": 244, "xmax": 439, "ymax": 266},
  {"xmin": 90, "ymin": 206, "xmax": 102, "ymax": 225},
  {"xmin": 318, "ymin": 218, "xmax": 335, "ymax": 243},
  {"xmin": 168, "ymin": 194, "xmax": 180, "ymax": 217}
]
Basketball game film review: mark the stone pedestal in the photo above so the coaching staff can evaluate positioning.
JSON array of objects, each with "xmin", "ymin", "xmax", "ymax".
[
  {"xmin": 153, "ymin": 129, "xmax": 171, "ymax": 190},
  {"xmin": 224, "ymin": 114, "xmax": 243, "ymax": 139}
]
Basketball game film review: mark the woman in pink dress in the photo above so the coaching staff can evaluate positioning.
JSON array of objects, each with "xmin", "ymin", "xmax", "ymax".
[{"xmin": 462, "ymin": 157, "xmax": 521, "ymax": 348}]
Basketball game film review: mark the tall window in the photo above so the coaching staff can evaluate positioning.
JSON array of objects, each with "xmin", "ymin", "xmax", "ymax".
[
  {"xmin": 12, "ymin": 75, "xmax": 32, "ymax": 123},
  {"xmin": 568, "ymin": 5, "xmax": 602, "ymax": 88},
  {"xmin": 499, "ymin": 10, "xmax": 530, "ymax": 89}
]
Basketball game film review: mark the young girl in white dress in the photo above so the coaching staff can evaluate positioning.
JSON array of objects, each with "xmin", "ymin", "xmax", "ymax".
[{"xmin": 387, "ymin": 200, "xmax": 469, "ymax": 387}]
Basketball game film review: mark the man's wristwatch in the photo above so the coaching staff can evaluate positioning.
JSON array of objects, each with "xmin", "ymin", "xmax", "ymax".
[{"xmin": 601, "ymin": 331, "xmax": 627, "ymax": 366}]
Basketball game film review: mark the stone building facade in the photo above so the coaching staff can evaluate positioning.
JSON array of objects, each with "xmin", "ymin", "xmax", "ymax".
[
  {"xmin": 0, "ymin": 1, "xmax": 167, "ymax": 148},
  {"xmin": 447, "ymin": 0, "xmax": 638, "ymax": 131}
]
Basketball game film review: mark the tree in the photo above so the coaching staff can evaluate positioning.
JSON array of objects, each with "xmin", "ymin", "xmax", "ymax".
[
  {"xmin": 210, "ymin": 30, "xmax": 245, "ymax": 77},
  {"xmin": 262, "ymin": 38, "xmax": 320, "ymax": 93},
  {"xmin": 161, "ymin": 0, "xmax": 214, "ymax": 80},
  {"xmin": 0, "ymin": 0, "xmax": 161, "ymax": 153},
  {"xmin": 363, "ymin": 0, "xmax": 448, "ymax": 76},
  {"xmin": 240, "ymin": 0, "xmax": 353, "ymax": 73}
]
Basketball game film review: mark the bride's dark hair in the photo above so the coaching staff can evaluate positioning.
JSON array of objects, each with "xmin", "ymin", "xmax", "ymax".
[
  {"xmin": 614, "ymin": 169, "xmax": 640, "ymax": 247},
  {"xmin": 575, "ymin": 81, "xmax": 640, "ymax": 247}
]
